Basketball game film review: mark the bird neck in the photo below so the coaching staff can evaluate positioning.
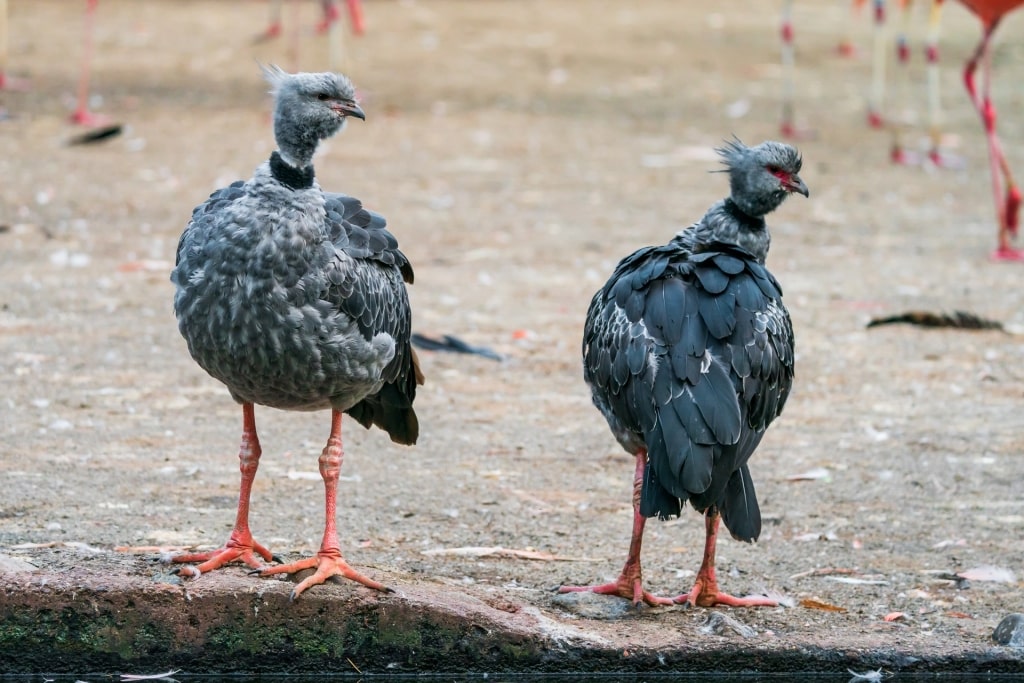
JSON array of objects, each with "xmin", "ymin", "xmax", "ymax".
[
  {"xmin": 273, "ymin": 115, "xmax": 324, "ymax": 170},
  {"xmin": 690, "ymin": 198, "xmax": 771, "ymax": 263},
  {"xmin": 269, "ymin": 151, "xmax": 316, "ymax": 191}
]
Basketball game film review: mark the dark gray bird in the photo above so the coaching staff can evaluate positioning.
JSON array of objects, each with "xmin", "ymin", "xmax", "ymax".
[
  {"xmin": 170, "ymin": 65, "xmax": 422, "ymax": 599},
  {"xmin": 560, "ymin": 139, "xmax": 807, "ymax": 608}
]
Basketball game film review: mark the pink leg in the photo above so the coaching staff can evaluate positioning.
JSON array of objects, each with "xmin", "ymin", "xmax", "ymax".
[
  {"xmin": 257, "ymin": 410, "xmax": 389, "ymax": 600},
  {"xmin": 346, "ymin": 0, "xmax": 365, "ymax": 36},
  {"xmin": 674, "ymin": 510, "xmax": 778, "ymax": 608},
  {"xmin": 69, "ymin": 0, "xmax": 108, "ymax": 126},
  {"xmin": 254, "ymin": 0, "xmax": 284, "ymax": 42},
  {"xmin": 964, "ymin": 20, "xmax": 1023, "ymax": 261},
  {"xmin": 172, "ymin": 403, "xmax": 275, "ymax": 575},
  {"xmin": 558, "ymin": 449, "xmax": 676, "ymax": 607},
  {"xmin": 779, "ymin": 0, "xmax": 814, "ymax": 140},
  {"xmin": 315, "ymin": 0, "xmax": 340, "ymax": 34},
  {"xmin": 867, "ymin": 0, "xmax": 888, "ymax": 129}
]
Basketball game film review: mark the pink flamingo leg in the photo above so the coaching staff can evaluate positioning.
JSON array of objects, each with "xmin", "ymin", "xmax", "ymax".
[
  {"xmin": 70, "ymin": 0, "xmax": 107, "ymax": 126},
  {"xmin": 963, "ymin": 18, "xmax": 1023, "ymax": 261},
  {"xmin": 171, "ymin": 403, "xmax": 275, "ymax": 575},
  {"xmin": 0, "ymin": 0, "xmax": 29, "ymax": 92}
]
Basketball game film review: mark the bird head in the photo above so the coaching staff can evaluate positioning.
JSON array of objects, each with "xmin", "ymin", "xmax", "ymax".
[
  {"xmin": 261, "ymin": 64, "xmax": 365, "ymax": 167},
  {"xmin": 716, "ymin": 139, "xmax": 808, "ymax": 218}
]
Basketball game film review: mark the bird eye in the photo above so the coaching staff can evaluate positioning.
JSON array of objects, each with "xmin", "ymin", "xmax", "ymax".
[
  {"xmin": 317, "ymin": 93, "xmax": 331, "ymax": 101},
  {"xmin": 766, "ymin": 164, "xmax": 781, "ymax": 174}
]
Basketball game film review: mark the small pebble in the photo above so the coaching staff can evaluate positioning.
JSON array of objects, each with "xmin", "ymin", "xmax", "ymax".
[
  {"xmin": 992, "ymin": 613, "xmax": 1024, "ymax": 647},
  {"xmin": 700, "ymin": 611, "xmax": 757, "ymax": 638}
]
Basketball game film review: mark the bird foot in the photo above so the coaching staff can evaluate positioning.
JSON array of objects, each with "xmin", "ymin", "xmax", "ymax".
[
  {"xmin": 315, "ymin": 2, "xmax": 342, "ymax": 33},
  {"xmin": 0, "ymin": 73, "xmax": 31, "ymax": 92},
  {"xmin": 69, "ymin": 109, "xmax": 110, "ymax": 127},
  {"xmin": 169, "ymin": 534, "xmax": 274, "ymax": 576},
  {"xmin": 836, "ymin": 41, "xmax": 860, "ymax": 59},
  {"xmin": 990, "ymin": 246, "xmax": 1024, "ymax": 262},
  {"xmin": 557, "ymin": 579, "xmax": 676, "ymax": 608},
  {"xmin": 675, "ymin": 589, "xmax": 779, "ymax": 608},
  {"xmin": 890, "ymin": 145, "xmax": 922, "ymax": 167},
  {"xmin": 779, "ymin": 121, "xmax": 816, "ymax": 141},
  {"xmin": 926, "ymin": 148, "xmax": 965, "ymax": 170},
  {"xmin": 257, "ymin": 550, "xmax": 390, "ymax": 599},
  {"xmin": 253, "ymin": 22, "xmax": 283, "ymax": 43}
]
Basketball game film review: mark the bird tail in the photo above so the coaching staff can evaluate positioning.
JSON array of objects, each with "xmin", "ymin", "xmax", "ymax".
[
  {"xmin": 639, "ymin": 459, "xmax": 682, "ymax": 520},
  {"xmin": 345, "ymin": 349, "xmax": 423, "ymax": 446},
  {"xmin": 346, "ymin": 382, "xmax": 419, "ymax": 445},
  {"xmin": 718, "ymin": 465, "xmax": 761, "ymax": 543}
]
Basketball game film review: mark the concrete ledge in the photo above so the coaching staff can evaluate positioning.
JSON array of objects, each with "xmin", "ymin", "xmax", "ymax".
[{"xmin": 1, "ymin": 566, "xmax": 1022, "ymax": 675}]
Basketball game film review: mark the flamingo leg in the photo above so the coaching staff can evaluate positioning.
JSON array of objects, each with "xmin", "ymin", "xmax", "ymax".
[
  {"xmin": 558, "ymin": 450, "xmax": 676, "ymax": 607},
  {"xmin": 837, "ymin": 0, "xmax": 868, "ymax": 57},
  {"xmin": 70, "ymin": 0, "xmax": 107, "ymax": 126},
  {"xmin": 172, "ymin": 403, "xmax": 275, "ymax": 575},
  {"xmin": 254, "ymin": 0, "xmax": 284, "ymax": 42},
  {"xmin": 964, "ymin": 19, "xmax": 1023, "ymax": 261},
  {"xmin": 867, "ymin": 0, "xmax": 889, "ymax": 129},
  {"xmin": 0, "ymin": 0, "xmax": 29, "ymax": 92},
  {"xmin": 257, "ymin": 410, "xmax": 389, "ymax": 600},
  {"xmin": 779, "ymin": 0, "xmax": 813, "ymax": 139}
]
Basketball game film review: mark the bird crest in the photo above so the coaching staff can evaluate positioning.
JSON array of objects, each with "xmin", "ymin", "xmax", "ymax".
[{"xmin": 260, "ymin": 63, "xmax": 290, "ymax": 96}]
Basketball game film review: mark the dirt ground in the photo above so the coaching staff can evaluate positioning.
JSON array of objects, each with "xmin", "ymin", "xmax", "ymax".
[{"xmin": 1, "ymin": 0, "xmax": 1024, "ymax": 674}]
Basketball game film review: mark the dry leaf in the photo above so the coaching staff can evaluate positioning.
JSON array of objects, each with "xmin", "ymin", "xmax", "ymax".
[
  {"xmin": 883, "ymin": 612, "xmax": 905, "ymax": 622},
  {"xmin": 800, "ymin": 598, "xmax": 848, "ymax": 613}
]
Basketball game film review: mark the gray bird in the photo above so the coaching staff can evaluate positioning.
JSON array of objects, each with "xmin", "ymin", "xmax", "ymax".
[
  {"xmin": 560, "ymin": 139, "xmax": 807, "ymax": 608},
  {"xmin": 170, "ymin": 65, "xmax": 422, "ymax": 599}
]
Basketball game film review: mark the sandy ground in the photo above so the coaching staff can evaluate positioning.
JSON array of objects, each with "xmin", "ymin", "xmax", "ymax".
[{"xmin": 1, "ymin": 0, "xmax": 1024, "ymax": 673}]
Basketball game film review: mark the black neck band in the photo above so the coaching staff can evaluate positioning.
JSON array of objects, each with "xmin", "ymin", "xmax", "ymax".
[{"xmin": 269, "ymin": 151, "xmax": 315, "ymax": 190}]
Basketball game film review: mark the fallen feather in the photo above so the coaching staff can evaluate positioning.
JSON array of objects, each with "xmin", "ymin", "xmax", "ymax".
[
  {"xmin": 786, "ymin": 467, "xmax": 831, "ymax": 482},
  {"xmin": 826, "ymin": 576, "xmax": 890, "ymax": 585},
  {"xmin": 883, "ymin": 612, "xmax": 905, "ymax": 622},
  {"xmin": 847, "ymin": 669, "xmax": 886, "ymax": 682},
  {"xmin": 944, "ymin": 611, "xmax": 973, "ymax": 619},
  {"xmin": 120, "ymin": 671, "xmax": 180, "ymax": 681},
  {"xmin": 957, "ymin": 565, "xmax": 1017, "ymax": 583},
  {"xmin": 421, "ymin": 546, "xmax": 596, "ymax": 562},
  {"xmin": 800, "ymin": 598, "xmax": 847, "ymax": 613}
]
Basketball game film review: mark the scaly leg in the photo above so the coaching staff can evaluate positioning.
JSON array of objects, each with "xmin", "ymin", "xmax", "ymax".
[
  {"xmin": 673, "ymin": 509, "xmax": 778, "ymax": 608},
  {"xmin": 558, "ymin": 449, "xmax": 675, "ymax": 607},
  {"xmin": 964, "ymin": 20, "xmax": 1023, "ymax": 261},
  {"xmin": 257, "ymin": 410, "xmax": 389, "ymax": 600},
  {"xmin": 172, "ymin": 403, "xmax": 275, "ymax": 575}
]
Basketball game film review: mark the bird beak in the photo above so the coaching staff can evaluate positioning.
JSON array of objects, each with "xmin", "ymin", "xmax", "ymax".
[
  {"xmin": 786, "ymin": 175, "xmax": 809, "ymax": 198},
  {"xmin": 333, "ymin": 100, "xmax": 366, "ymax": 121}
]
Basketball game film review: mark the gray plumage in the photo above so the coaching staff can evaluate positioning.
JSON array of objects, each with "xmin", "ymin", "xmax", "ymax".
[
  {"xmin": 171, "ymin": 65, "xmax": 421, "ymax": 444},
  {"xmin": 582, "ymin": 140, "xmax": 806, "ymax": 543}
]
